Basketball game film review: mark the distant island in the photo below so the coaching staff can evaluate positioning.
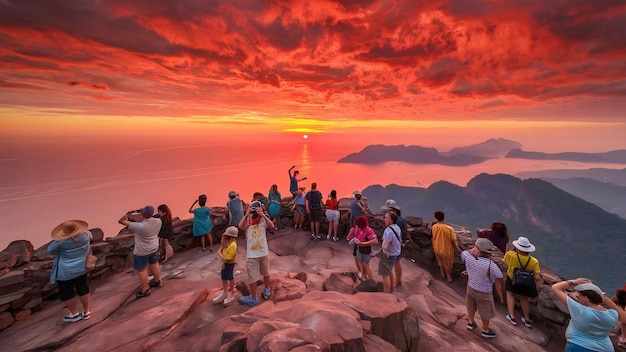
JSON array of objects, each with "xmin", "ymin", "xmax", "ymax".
[
  {"xmin": 337, "ymin": 138, "xmax": 626, "ymax": 166},
  {"xmin": 506, "ymin": 148, "xmax": 626, "ymax": 163}
]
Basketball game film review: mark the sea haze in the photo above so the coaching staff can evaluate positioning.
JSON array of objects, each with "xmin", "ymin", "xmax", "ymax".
[{"xmin": 0, "ymin": 136, "xmax": 623, "ymax": 250}]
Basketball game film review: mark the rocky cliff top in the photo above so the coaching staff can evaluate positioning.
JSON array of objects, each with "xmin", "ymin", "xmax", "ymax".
[{"xmin": 0, "ymin": 200, "xmax": 619, "ymax": 351}]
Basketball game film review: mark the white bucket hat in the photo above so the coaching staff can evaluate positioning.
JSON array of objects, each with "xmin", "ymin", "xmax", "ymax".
[{"xmin": 512, "ymin": 236, "xmax": 536, "ymax": 253}]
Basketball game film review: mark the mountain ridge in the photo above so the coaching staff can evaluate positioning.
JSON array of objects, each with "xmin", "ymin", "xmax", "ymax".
[{"xmin": 362, "ymin": 173, "xmax": 626, "ymax": 293}]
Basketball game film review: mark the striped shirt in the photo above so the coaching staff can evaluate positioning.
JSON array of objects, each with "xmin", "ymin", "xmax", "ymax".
[{"xmin": 461, "ymin": 250, "xmax": 503, "ymax": 293}]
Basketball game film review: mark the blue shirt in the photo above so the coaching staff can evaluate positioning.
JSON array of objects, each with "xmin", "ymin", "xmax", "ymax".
[
  {"xmin": 350, "ymin": 199, "xmax": 365, "ymax": 225},
  {"xmin": 48, "ymin": 231, "xmax": 92, "ymax": 283},
  {"xmin": 382, "ymin": 224, "xmax": 402, "ymax": 256},
  {"xmin": 565, "ymin": 296, "xmax": 618, "ymax": 352}
]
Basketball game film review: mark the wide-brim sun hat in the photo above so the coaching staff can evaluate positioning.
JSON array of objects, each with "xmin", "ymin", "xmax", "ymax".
[
  {"xmin": 512, "ymin": 236, "xmax": 536, "ymax": 252},
  {"xmin": 574, "ymin": 283, "xmax": 604, "ymax": 297},
  {"xmin": 223, "ymin": 226, "xmax": 238, "ymax": 238},
  {"xmin": 51, "ymin": 220, "xmax": 89, "ymax": 241},
  {"xmin": 352, "ymin": 190, "xmax": 361, "ymax": 196},
  {"xmin": 381, "ymin": 199, "xmax": 400, "ymax": 211},
  {"xmin": 475, "ymin": 238, "xmax": 494, "ymax": 251}
]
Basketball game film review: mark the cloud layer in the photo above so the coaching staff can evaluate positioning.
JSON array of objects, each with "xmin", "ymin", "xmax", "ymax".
[{"xmin": 1, "ymin": 0, "xmax": 625, "ymax": 128}]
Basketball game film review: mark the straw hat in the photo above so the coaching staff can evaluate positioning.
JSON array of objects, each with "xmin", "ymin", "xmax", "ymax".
[
  {"xmin": 51, "ymin": 220, "xmax": 88, "ymax": 241},
  {"xmin": 512, "ymin": 236, "xmax": 536, "ymax": 252}
]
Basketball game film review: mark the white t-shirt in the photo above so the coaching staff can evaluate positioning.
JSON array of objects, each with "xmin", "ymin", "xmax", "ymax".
[
  {"xmin": 129, "ymin": 217, "xmax": 161, "ymax": 256},
  {"xmin": 246, "ymin": 218, "xmax": 269, "ymax": 259}
]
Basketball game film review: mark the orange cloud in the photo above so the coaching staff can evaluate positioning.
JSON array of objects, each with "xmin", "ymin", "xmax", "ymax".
[{"xmin": 0, "ymin": 0, "xmax": 625, "ymax": 136}]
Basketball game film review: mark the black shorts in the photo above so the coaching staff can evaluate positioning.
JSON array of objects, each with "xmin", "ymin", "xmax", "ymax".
[
  {"xmin": 309, "ymin": 208, "xmax": 322, "ymax": 222},
  {"xmin": 505, "ymin": 276, "xmax": 537, "ymax": 298},
  {"xmin": 57, "ymin": 273, "xmax": 90, "ymax": 301}
]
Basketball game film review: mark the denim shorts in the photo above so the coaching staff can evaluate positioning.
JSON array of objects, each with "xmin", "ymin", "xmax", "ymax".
[
  {"xmin": 221, "ymin": 263, "xmax": 235, "ymax": 281},
  {"xmin": 134, "ymin": 251, "xmax": 159, "ymax": 270}
]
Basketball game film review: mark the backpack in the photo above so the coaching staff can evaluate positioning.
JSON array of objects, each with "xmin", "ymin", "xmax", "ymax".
[{"xmin": 512, "ymin": 253, "xmax": 535, "ymax": 289}]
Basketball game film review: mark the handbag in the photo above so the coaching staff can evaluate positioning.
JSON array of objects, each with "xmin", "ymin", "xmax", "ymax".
[
  {"xmin": 512, "ymin": 253, "xmax": 535, "ymax": 288},
  {"xmin": 70, "ymin": 236, "xmax": 96, "ymax": 271}
]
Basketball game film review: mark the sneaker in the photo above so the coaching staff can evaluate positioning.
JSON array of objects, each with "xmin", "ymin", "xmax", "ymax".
[
  {"xmin": 333, "ymin": 237, "xmax": 339, "ymax": 242},
  {"xmin": 481, "ymin": 329, "xmax": 496, "ymax": 338},
  {"xmin": 149, "ymin": 280, "xmax": 163, "ymax": 288},
  {"xmin": 521, "ymin": 316, "xmax": 533, "ymax": 328},
  {"xmin": 311, "ymin": 234, "xmax": 319, "ymax": 241},
  {"xmin": 63, "ymin": 312, "xmax": 83, "ymax": 323},
  {"xmin": 237, "ymin": 295, "xmax": 259, "ymax": 307},
  {"xmin": 506, "ymin": 314, "xmax": 518, "ymax": 326},
  {"xmin": 212, "ymin": 292, "xmax": 227, "ymax": 304},
  {"xmin": 200, "ymin": 248, "xmax": 206, "ymax": 253},
  {"xmin": 82, "ymin": 311, "xmax": 92, "ymax": 320},
  {"xmin": 223, "ymin": 294, "xmax": 235, "ymax": 306},
  {"xmin": 326, "ymin": 235, "xmax": 331, "ymax": 240},
  {"xmin": 135, "ymin": 287, "xmax": 152, "ymax": 298},
  {"xmin": 262, "ymin": 287, "xmax": 271, "ymax": 300},
  {"xmin": 467, "ymin": 322, "xmax": 477, "ymax": 331}
]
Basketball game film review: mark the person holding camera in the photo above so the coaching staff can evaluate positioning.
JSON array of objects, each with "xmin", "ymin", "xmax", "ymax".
[
  {"xmin": 237, "ymin": 200, "xmax": 274, "ymax": 307},
  {"xmin": 119, "ymin": 206, "xmax": 162, "ymax": 298},
  {"xmin": 552, "ymin": 278, "xmax": 626, "ymax": 352}
]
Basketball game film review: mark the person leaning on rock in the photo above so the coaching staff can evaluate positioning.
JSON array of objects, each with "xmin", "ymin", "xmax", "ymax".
[{"xmin": 119, "ymin": 206, "xmax": 163, "ymax": 298}]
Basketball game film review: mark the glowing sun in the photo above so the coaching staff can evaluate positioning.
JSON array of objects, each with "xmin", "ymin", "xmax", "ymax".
[{"xmin": 303, "ymin": 134, "xmax": 309, "ymax": 139}]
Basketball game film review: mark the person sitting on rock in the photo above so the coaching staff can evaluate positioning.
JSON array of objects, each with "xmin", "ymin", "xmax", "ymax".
[{"xmin": 237, "ymin": 201, "xmax": 274, "ymax": 307}]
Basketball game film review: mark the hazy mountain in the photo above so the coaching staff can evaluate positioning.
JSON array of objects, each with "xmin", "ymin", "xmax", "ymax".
[
  {"xmin": 506, "ymin": 148, "xmax": 626, "ymax": 163},
  {"xmin": 516, "ymin": 168, "xmax": 626, "ymax": 187},
  {"xmin": 442, "ymin": 138, "xmax": 522, "ymax": 158},
  {"xmin": 542, "ymin": 178, "xmax": 626, "ymax": 220},
  {"xmin": 363, "ymin": 173, "xmax": 626, "ymax": 293},
  {"xmin": 337, "ymin": 144, "xmax": 488, "ymax": 165}
]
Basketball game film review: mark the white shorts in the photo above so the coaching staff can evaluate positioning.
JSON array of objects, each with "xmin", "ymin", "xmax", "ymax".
[{"xmin": 325, "ymin": 209, "xmax": 340, "ymax": 222}]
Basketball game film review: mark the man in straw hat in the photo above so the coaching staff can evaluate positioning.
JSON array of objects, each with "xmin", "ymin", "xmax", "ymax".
[
  {"xmin": 503, "ymin": 236, "xmax": 540, "ymax": 328},
  {"xmin": 119, "ymin": 206, "xmax": 163, "ymax": 298},
  {"xmin": 48, "ymin": 220, "xmax": 93, "ymax": 322},
  {"xmin": 462, "ymin": 238, "xmax": 503, "ymax": 339}
]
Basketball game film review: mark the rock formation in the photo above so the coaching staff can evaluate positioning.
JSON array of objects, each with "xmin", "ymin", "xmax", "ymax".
[{"xmin": 0, "ymin": 198, "xmax": 622, "ymax": 351}]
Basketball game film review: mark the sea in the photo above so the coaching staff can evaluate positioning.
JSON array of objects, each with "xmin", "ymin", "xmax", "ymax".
[{"xmin": 1, "ymin": 135, "xmax": 622, "ymax": 254}]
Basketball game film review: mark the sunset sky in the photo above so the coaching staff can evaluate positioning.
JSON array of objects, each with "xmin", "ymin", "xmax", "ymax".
[{"xmin": 1, "ymin": 0, "xmax": 625, "ymax": 149}]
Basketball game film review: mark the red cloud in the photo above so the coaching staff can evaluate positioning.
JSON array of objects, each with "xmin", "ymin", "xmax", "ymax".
[{"xmin": 0, "ymin": 0, "xmax": 624, "ymax": 122}]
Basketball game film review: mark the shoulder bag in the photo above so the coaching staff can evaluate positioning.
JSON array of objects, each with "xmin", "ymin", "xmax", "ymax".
[{"xmin": 70, "ymin": 236, "xmax": 96, "ymax": 271}]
